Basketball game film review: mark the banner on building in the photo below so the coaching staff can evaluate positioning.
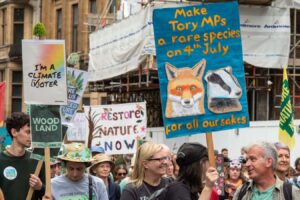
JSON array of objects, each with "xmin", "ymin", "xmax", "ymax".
[
  {"xmin": 240, "ymin": 6, "xmax": 290, "ymax": 68},
  {"xmin": 22, "ymin": 40, "xmax": 67, "ymax": 105},
  {"xmin": 30, "ymin": 105, "xmax": 62, "ymax": 148},
  {"xmin": 60, "ymin": 68, "xmax": 88, "ymax": 125},
  {"xmin": 66, "ymin": 113, "xmax": 87, "ymax": 141},
  {"xmin": 0, "ymin": 82, "xmax": 5, "ymax": 127},
  {"xmin": 153, "ymin": 2, "xmax": 249, "ymax": 138},
  {"xmin": 84, "ymin": 102, "xmax": 147, "ymax": 154},
  {"xmin": 89, "ymin": 6, "xmax": 153, "ymax": 81}
]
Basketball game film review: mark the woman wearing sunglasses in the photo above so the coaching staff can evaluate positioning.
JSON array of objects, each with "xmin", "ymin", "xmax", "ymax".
[
  {"xmin": 121, "ymin": 142, "xmax": 172, "ymax": 200},
  {"xmin": 114, "ymin": 164, "xmax": 128, "ymax": 184}
]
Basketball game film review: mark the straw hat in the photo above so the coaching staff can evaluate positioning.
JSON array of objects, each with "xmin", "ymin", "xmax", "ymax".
[
  {"xmin": 58, "ymin": 143, "xmax": 92, "ymax": 163},
  {"xmin": 90, "ymin": 154, "xmax": 115, "ymax": 173}
]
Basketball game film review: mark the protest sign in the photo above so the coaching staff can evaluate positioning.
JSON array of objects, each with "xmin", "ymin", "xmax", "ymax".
[
  {"xmin": 84, "ymin": 102, "xmax": 147, "ymax": 154},
  {"xmin": 30, "ymin": 105, "xmax": 62, "ymax": 148},
  {"xmin": 22, "ymin": 40, "xmax": 67, "ymax": 105},
  {"xmin": 0, "ymin": 128, "xmax": 11, "ymax": 152},
  {"xmin": 66, "ymin": 113, "xmax": 87, "ymax": 141},
  {"xmin": 153, "ymin": 2, "xmax": 249, "ymax": 138},
  {"xmin": 60, "ymin": 68, "xmax": 88, "ymax": 125},
  {"xmin": 31, "ymin": 148, "xmax": 60, "ymax": 163}
]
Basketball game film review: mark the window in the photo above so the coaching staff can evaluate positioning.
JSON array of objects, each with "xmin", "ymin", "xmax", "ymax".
[
  {"xmin": 56, "ymin": 9, "xmax": 62, "ymax": 39},
  {"xmin": 109, "ymin": 0, "xmax": 116, "ymax": 14},
  {"xmin": 13, "ymin": 8, "xmax": 24, "ymax": 46},
  {"xmin": 89, "ymin": 0, "xmax": 97, "ymax": 14},
  {"xmin": 0, "ymin": 70, "xmax": 4, "ymax": 82},
  {"xmin": 72, "ymin": 4, "xmax": 78, "ymax": 52},
  {"xmin": 12, "ymin": 71, "xmax": 22, "ymax": 112},
  {"xmin": 82, "ymin": 97, "xmax": 90, "ymax": 106},
  {"xmin": 0, "ymin": 8, "xmax": 6, "ymax": 45}
]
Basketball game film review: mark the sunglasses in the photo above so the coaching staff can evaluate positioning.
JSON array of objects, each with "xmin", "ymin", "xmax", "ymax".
[
  {"xmin": 147, "ymin": 156, "xmax": 171, "ymax": 162},
  {"xmin": 117, "ymin": 173, "xmax": 127, "ymax": 176}
]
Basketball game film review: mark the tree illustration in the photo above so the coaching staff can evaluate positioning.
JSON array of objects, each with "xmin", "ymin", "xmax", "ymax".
[{"xmin": 86, "ymin": 107, "xmax": 102, "ymax": 148}]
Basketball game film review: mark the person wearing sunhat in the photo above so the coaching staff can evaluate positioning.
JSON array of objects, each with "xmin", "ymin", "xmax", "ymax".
[
  {"xmin": 164, "ymin": 142, "xmax": 219, "ymax": 200},
  {"xmin": 90, "ymin": 154, "xmax": 121, "ymax": 200},
  {"xmin": 51, "ymin": 143, "xmax": 108, "ymax": 200}
]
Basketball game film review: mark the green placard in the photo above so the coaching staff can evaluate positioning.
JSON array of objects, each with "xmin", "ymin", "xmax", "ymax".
[{"xmin": 30, "ymin": 105, "xmax": 62, "ymax": 148}]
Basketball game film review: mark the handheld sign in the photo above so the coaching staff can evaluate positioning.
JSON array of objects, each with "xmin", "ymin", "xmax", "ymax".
[
  {"xmin": 22, "ymin": 40, "xmax": 67, "ymax": 105},
  {"xmin": 60, "ymin": 68, "xmax": 89, "ymax": 125},
  {"xmin": 84, "ymin": 102, "xmax": 147, "ymax": 154},
  {"xmin": 30, "ymin": 105, "xmax": 62, "ymax": 148},
  {"xmin": 153, "ymin": 2, "xmax": 249, "ymax": 138}
]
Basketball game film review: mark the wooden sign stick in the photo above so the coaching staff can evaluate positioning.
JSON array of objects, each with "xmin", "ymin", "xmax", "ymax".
[
  {"xmin": 44, "ymin": 147, "xmax": 51, "ymax": 196},
  {"xmin": 205, "ymin": 132, "xmax": 216, "ymax": 168},
  {"xmin": 26, "ymin": 160, "xmax": 43, "ymax": 200}
]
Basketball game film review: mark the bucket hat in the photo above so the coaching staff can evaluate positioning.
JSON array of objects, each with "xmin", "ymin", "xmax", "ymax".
[
  {"xmin": 90, "ymin": 154, "xmax": 115, "ymax": 173},
  {"xmin": 176, "ymin": 142, "xmax": 208, "ymax": 167},
  {"xmin": 58, "ymin": 143, "xmax": 92, "ymax": 163}
]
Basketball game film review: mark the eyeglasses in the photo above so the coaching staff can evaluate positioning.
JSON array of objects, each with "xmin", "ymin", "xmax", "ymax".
[
  {"xmin": 147, "ymin": 156, "xmax": 171, "ymax": 162},
  {"xmin": 117, "ymin": 173, "xmax": 127, "ymax": 176}
]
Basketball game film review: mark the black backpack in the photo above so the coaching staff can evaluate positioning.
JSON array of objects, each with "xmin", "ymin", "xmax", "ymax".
[{"xmin": 237, "ymin": 181, "xmax": 292, "ymax": 200}]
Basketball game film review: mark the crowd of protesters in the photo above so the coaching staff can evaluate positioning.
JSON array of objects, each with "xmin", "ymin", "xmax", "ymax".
[{"xmin": 1, "ymin": 112, "xmax": 300, "ymax": 200}]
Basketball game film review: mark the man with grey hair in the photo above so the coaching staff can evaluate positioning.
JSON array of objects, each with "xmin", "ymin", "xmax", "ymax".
[{"xmin": 233, "ymin": 142, "xmax": 300, "ymax": 200}]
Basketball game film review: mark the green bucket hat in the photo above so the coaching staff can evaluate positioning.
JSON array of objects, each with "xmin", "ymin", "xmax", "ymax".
[{"xmin": 58, "ymin": 143, "xmax": 92, "ymax": 163}]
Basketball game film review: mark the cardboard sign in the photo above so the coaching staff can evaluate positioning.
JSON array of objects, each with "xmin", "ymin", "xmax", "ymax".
[
  {"xmin": 153, "ymin": 2, "xmax": 249, "ymax": 138},
  {"xmin": 60, "ymin": 68, "xmax": 89, "ymax": 125},
  {"xmin": 30, "ymin": 105, "xmax": 62, "ymax": 148},
  {"xmin": 22, "ymin": 40, "xmax": 67, "ymax": 105},
  {"xmin": 84, "ymin": 102, "xmax": 147, "ymax": 154}
]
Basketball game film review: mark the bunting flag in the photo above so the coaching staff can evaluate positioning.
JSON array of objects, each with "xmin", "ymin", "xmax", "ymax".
[
  {"xmin": 278, "ymin": 68, "xmax": 295, "ymax": 149},
  {"xmin": 0, "ymin": 81, "xmax": 5, "ymax": 127}
]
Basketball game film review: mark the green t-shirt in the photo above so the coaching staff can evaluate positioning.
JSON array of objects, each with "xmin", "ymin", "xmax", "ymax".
[{"xmin": 252, "ymin": 185, "xmax": 275, "ymax": 200}]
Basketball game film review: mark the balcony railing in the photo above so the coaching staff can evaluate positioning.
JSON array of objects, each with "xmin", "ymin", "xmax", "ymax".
[{"xmin": 0, "ymin": 44, "xmax": 22, "ymax": 61}]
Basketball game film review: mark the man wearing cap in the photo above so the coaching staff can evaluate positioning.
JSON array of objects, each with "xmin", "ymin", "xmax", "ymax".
[
  {"xmin": 90, "ymin": 154, "xmax": 121, "ymax": 200},
  {"xmin": 91, "ymin": 146, "xmax": 105, "ymax": 157},
  {"xmin": 51, "ymin": 143, "xmax": 108, "ymax": 200},
  {"xmin": 0, "ymin": 112, "xmax": 45, "ymax": 200},
  {"xmin": 233, "ymin": 142, "xmax": 300, "ymax": 200}
]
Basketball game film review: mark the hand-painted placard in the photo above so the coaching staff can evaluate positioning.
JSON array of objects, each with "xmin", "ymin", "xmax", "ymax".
[
  {"xmin": 84, "ymin": 102, "xmax": 147, "ymax": 155},
  {"xmin": 153, "ymin": 2, "xmax": 249, "ymax": 138},
  {"xmin": 30, "ymin": 105, "xmax": 62, "ymax": 148},
  {"xmin": 22, "ymin": 40, "xmax": 67, "ymax": 105},
  {"xmin": 60, "ymin": 68, "xmax": 88, "ymax": 125}
]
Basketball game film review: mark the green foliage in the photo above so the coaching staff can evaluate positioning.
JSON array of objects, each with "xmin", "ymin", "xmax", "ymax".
[{"xmin": 33, "ymin": 22, "xmax": 47, "ymax": 37}]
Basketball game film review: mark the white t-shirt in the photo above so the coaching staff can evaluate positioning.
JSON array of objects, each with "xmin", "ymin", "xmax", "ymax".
[{"xmin": 51, "ymin": 174, "xmax": 108, "ymax": 200}]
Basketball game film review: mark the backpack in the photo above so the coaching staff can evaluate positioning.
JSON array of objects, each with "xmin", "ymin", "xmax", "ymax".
[{"xmin": 237, "ymin": 181, "xmax": 292, "ymax": 200}]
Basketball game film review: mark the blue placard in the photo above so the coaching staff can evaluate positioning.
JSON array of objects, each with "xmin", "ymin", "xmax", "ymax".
[{"xmin": 153, "ymin": 1, "xmax": 249, "ymax": 138}]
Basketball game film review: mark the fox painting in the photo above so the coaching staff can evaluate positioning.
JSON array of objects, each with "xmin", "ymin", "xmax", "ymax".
[{"xmin": 165, "ymin": 59, "xmax": 206, "ymax": 118}]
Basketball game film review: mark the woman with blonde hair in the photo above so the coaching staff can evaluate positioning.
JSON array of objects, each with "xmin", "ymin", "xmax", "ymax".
[{"xmin": 121, "ymin": 142, "xmax": 172, "ymax": 200}]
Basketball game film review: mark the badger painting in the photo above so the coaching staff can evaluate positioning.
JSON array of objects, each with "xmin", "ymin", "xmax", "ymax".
[{"xmin": 204, "ymin": 67, "xmax": 242, "ymax": 114}]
